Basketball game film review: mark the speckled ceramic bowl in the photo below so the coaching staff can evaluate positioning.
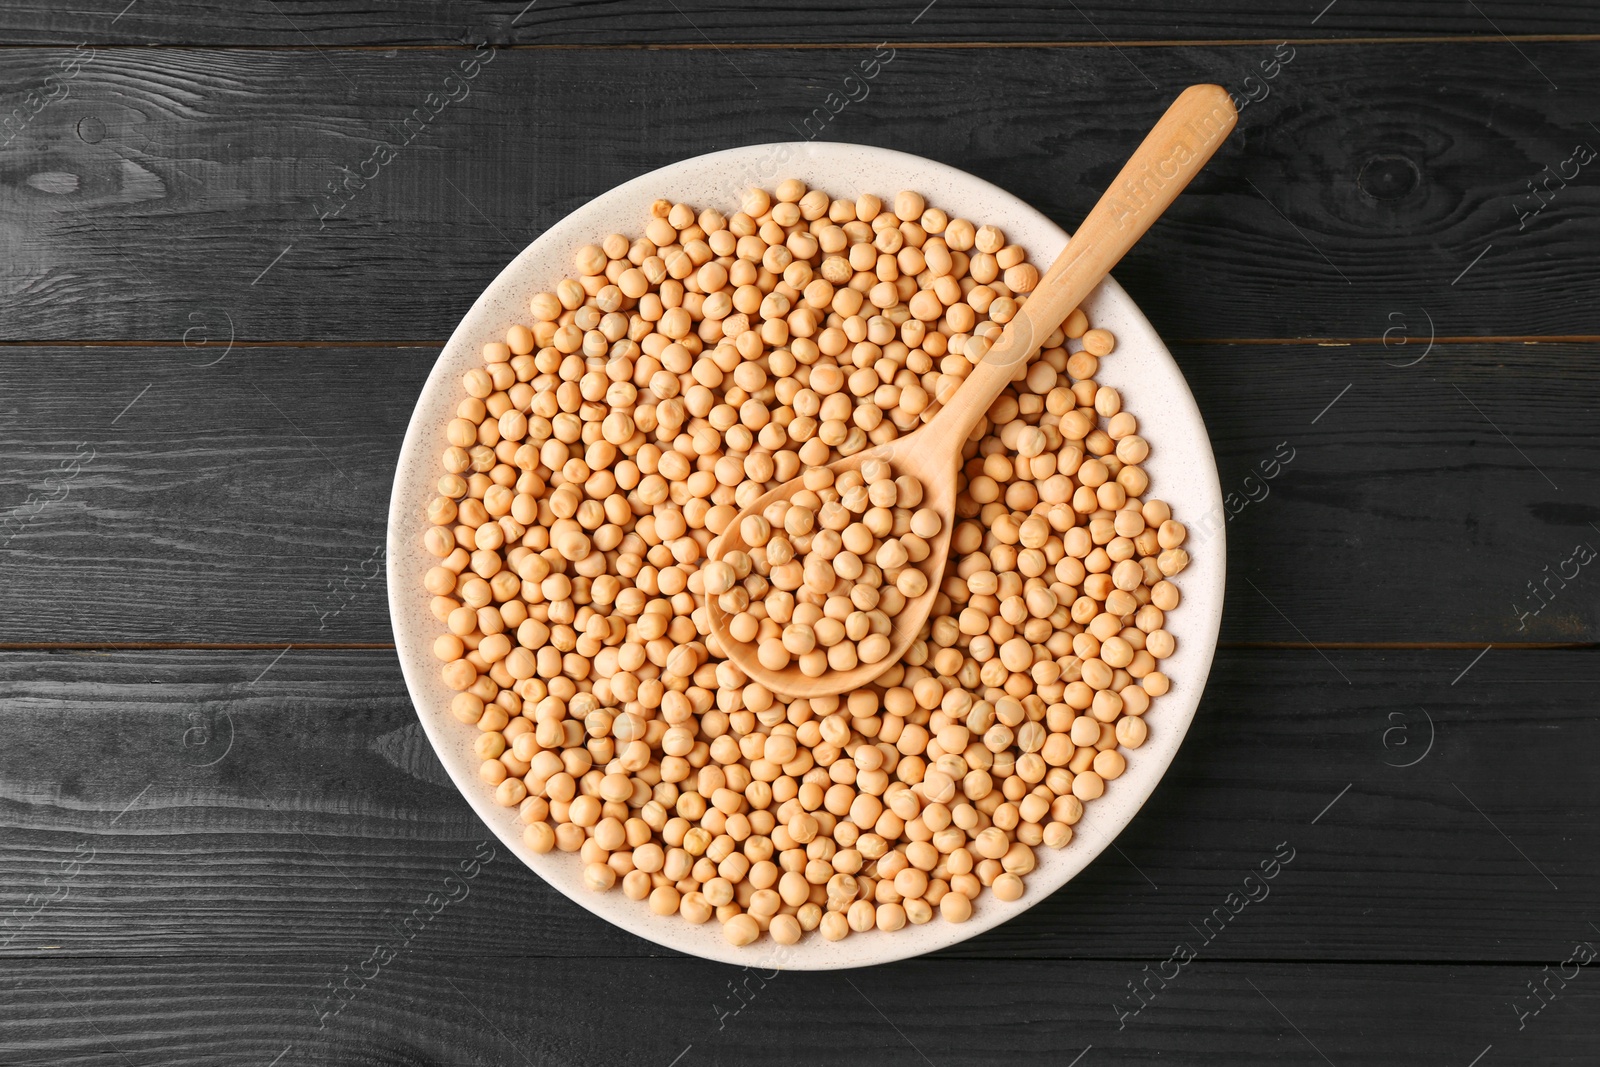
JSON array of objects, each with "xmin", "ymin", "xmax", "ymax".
[{"xmin": 388, "ymin": 142, "xmax": 1225, "ymax": 970}]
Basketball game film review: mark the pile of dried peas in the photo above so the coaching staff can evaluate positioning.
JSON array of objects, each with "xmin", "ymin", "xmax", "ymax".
[{"xmin": 423, "ymin": 180, "xmax": 1188, "ymax": 947}]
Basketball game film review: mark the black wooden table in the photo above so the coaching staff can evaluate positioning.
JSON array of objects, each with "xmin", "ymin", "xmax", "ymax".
[{"xmin": 3, "ymin": 3, "xmax": 1597, "ymax": 1064}]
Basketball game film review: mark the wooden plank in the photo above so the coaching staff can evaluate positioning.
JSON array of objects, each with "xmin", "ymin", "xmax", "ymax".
[
  {"xmin": 1194, "ymin": 342, "xmax": 1600, "ymax": 647},
  {"xmin": 0, "ymin": 347, "xmax": 426, "ymax": 645},
  {"xmin": 3, "ymin": 955, "xmax": 1595, "ymax": 1065},
  {"xmin": 2, "ymin": 344, "xmax": 1594, "ymax": 646},
  {"xmin": 1, "ymin": 649, "xmax": 1594, "ymax": 962},
  {"xmin": 2, "ymin": 1, "xmax": 1598, "ymax": 46},
  {"xmin": 2, "ymin": 43, "xmax": 1599, "ymax": 341}
]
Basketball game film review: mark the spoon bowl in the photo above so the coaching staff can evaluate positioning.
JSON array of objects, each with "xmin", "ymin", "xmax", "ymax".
[{"xmin": 707, "ymin": 436, "xmax": 959, "ymax": 696}]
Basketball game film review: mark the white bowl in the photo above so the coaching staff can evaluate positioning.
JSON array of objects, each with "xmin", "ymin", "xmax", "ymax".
[{"xmin": 387, "ymin": 141, "xmax": 1225, "ymax": 970}]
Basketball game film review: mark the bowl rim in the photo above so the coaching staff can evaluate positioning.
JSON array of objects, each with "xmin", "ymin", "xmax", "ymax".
[{"xmin": 386, "ymin": 139, "xmax": 1226, "ymax": 970}]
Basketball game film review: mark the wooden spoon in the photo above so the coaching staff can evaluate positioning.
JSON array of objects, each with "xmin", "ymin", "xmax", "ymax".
[{"xmin": 709, "ymin": 84, "xmax": 1238, "ymax": 698}]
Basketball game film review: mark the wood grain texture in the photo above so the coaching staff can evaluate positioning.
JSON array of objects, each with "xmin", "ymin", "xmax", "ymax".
[
  {"xmin": 2, "ymin": 43, "xmax": 1599, "ymax": 341},
  {"xmin": 2, "ymin": 344, "xmax": 1594, "ymax": 646},
  {"xmin": 1, "ymin": 0, "xmax": 1597, "ymax": 46},
  {"xmin": 4, "ymin": 955, "xmax": 1596, "ymax": 1066},
  {"xmin": 1, "ymin": 649, "xmax": 1594, "ymax": 962},
  {"xmin": 0, "ymin": 346, "xmax": 420, "ymax": 646}
]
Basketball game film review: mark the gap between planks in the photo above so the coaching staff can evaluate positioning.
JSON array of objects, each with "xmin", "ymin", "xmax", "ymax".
[
  {"xmin": 0, "ymin": 951, "xmax": 1586, "ymax": 968},
  {"xmin": 0, "ymin": 642, "xmax": 399, "ymax": 651},
  {"xmin": 0, "ymin": 35, "xmax": 1598, "ymax": 51}
]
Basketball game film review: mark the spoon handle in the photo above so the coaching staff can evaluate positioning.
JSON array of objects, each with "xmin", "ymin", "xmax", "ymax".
[{"xmin": 924, "ymin": 84, "xmax": 1237, "ymax": 447}]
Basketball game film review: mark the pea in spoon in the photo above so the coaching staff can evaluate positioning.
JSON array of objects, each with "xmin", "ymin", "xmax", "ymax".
[{"xmin": 708, "ymin": 84, "xmax": 1237, "ymax": 698}]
